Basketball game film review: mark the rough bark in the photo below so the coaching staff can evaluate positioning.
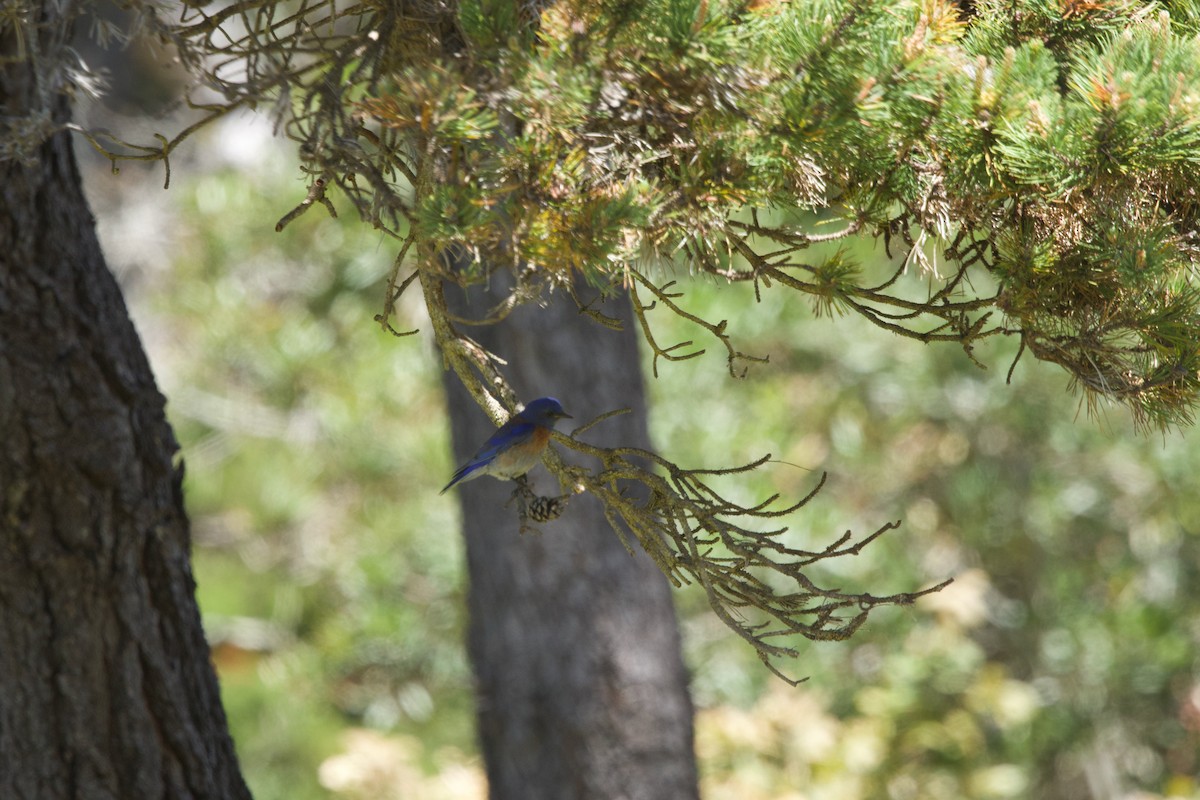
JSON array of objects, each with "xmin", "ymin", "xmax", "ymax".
[
  {"xmin": 442, "ymin": 277, "xmax": 700, "ymax": 800},
  {"xmin": 0, "ymin": 24, "xmax": 252, "ymax": 797}
]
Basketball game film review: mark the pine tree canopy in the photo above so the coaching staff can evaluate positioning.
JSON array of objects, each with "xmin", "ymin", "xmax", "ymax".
[
  {"xmin": 112, "ymin": 0, "xmax": 1200, "ymax": 432},
  {"xmin": 21, "ymin": 0, "xmax": 1200, "ymax": 673}
]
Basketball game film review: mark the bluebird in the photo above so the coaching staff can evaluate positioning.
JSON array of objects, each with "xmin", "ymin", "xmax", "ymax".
[{"xmin": 440, "ymin": 397, "xmax": 572, "ymax": 494}]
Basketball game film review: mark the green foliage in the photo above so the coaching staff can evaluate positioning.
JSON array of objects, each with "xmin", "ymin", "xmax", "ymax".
[
  {"xmin": 809, "ymin": 248, "xmax": 861, "ymax": 317},
  {"xmin": 965, "ymin": 0, "xmax": 1138, "ymax": 57},
  {"xmin": 992, "ymin": 23, "xmax": 1200, "ymax": 190},
  {"xmin": 458, "ymin": 0, "xmax": 526, "ymax": 55}
]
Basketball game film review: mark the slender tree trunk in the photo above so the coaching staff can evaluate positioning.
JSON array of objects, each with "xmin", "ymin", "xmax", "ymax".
[
  {"xmin": 442, "ymin": 276, "xmax": 700, "ymax": 800},
  {"xmin": 0, "ymin": 16, "xmax": 251, "ymax": 796}
]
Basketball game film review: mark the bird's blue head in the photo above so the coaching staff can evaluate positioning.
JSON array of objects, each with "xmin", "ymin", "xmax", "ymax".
[{"xmin": 519, "ymin": 397, "xmax": 571, "ymax": 427}]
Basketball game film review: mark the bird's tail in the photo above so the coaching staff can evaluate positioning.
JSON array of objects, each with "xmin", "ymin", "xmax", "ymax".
[{"xmin": 439, "ymin": 462, "xmax": 481, "ymax": 494}]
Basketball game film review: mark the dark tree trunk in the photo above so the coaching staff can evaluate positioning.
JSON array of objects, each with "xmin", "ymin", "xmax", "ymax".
[
  {"xmin": 442, "ymin": 277, "xmax": 700, "ymax": 800},
  {"xmin": 0, "ymin": 22, "xmax": 251, "ymax": 797}
]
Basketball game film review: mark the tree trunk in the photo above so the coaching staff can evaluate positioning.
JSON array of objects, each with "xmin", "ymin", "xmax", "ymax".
[
  {"xmin": 0, "ymin": 31, "xmax": 251, "ymax": 797},
  {"xmin": 442, "ymin": 277, "xmax": 700, "ymax": 800}
]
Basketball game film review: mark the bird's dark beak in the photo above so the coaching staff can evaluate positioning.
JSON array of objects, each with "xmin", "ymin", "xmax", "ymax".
[{"xmin": 558, "ymin": 412, "xmax": 573, "ymax": 419}]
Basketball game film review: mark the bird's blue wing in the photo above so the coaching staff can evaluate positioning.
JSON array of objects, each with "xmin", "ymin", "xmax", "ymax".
[
  {"xmin": 466, "ymin": 419, "xmax": 536, "ymax": 464},
  {"xmin": 440, "ymin": 420, "xmax": 537, "ymax": 493}
]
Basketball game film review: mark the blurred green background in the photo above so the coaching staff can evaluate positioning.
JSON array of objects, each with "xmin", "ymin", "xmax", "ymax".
[{"xmin": 80, "ymin": 111, "xmax": 1200, "ymax": 800}]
